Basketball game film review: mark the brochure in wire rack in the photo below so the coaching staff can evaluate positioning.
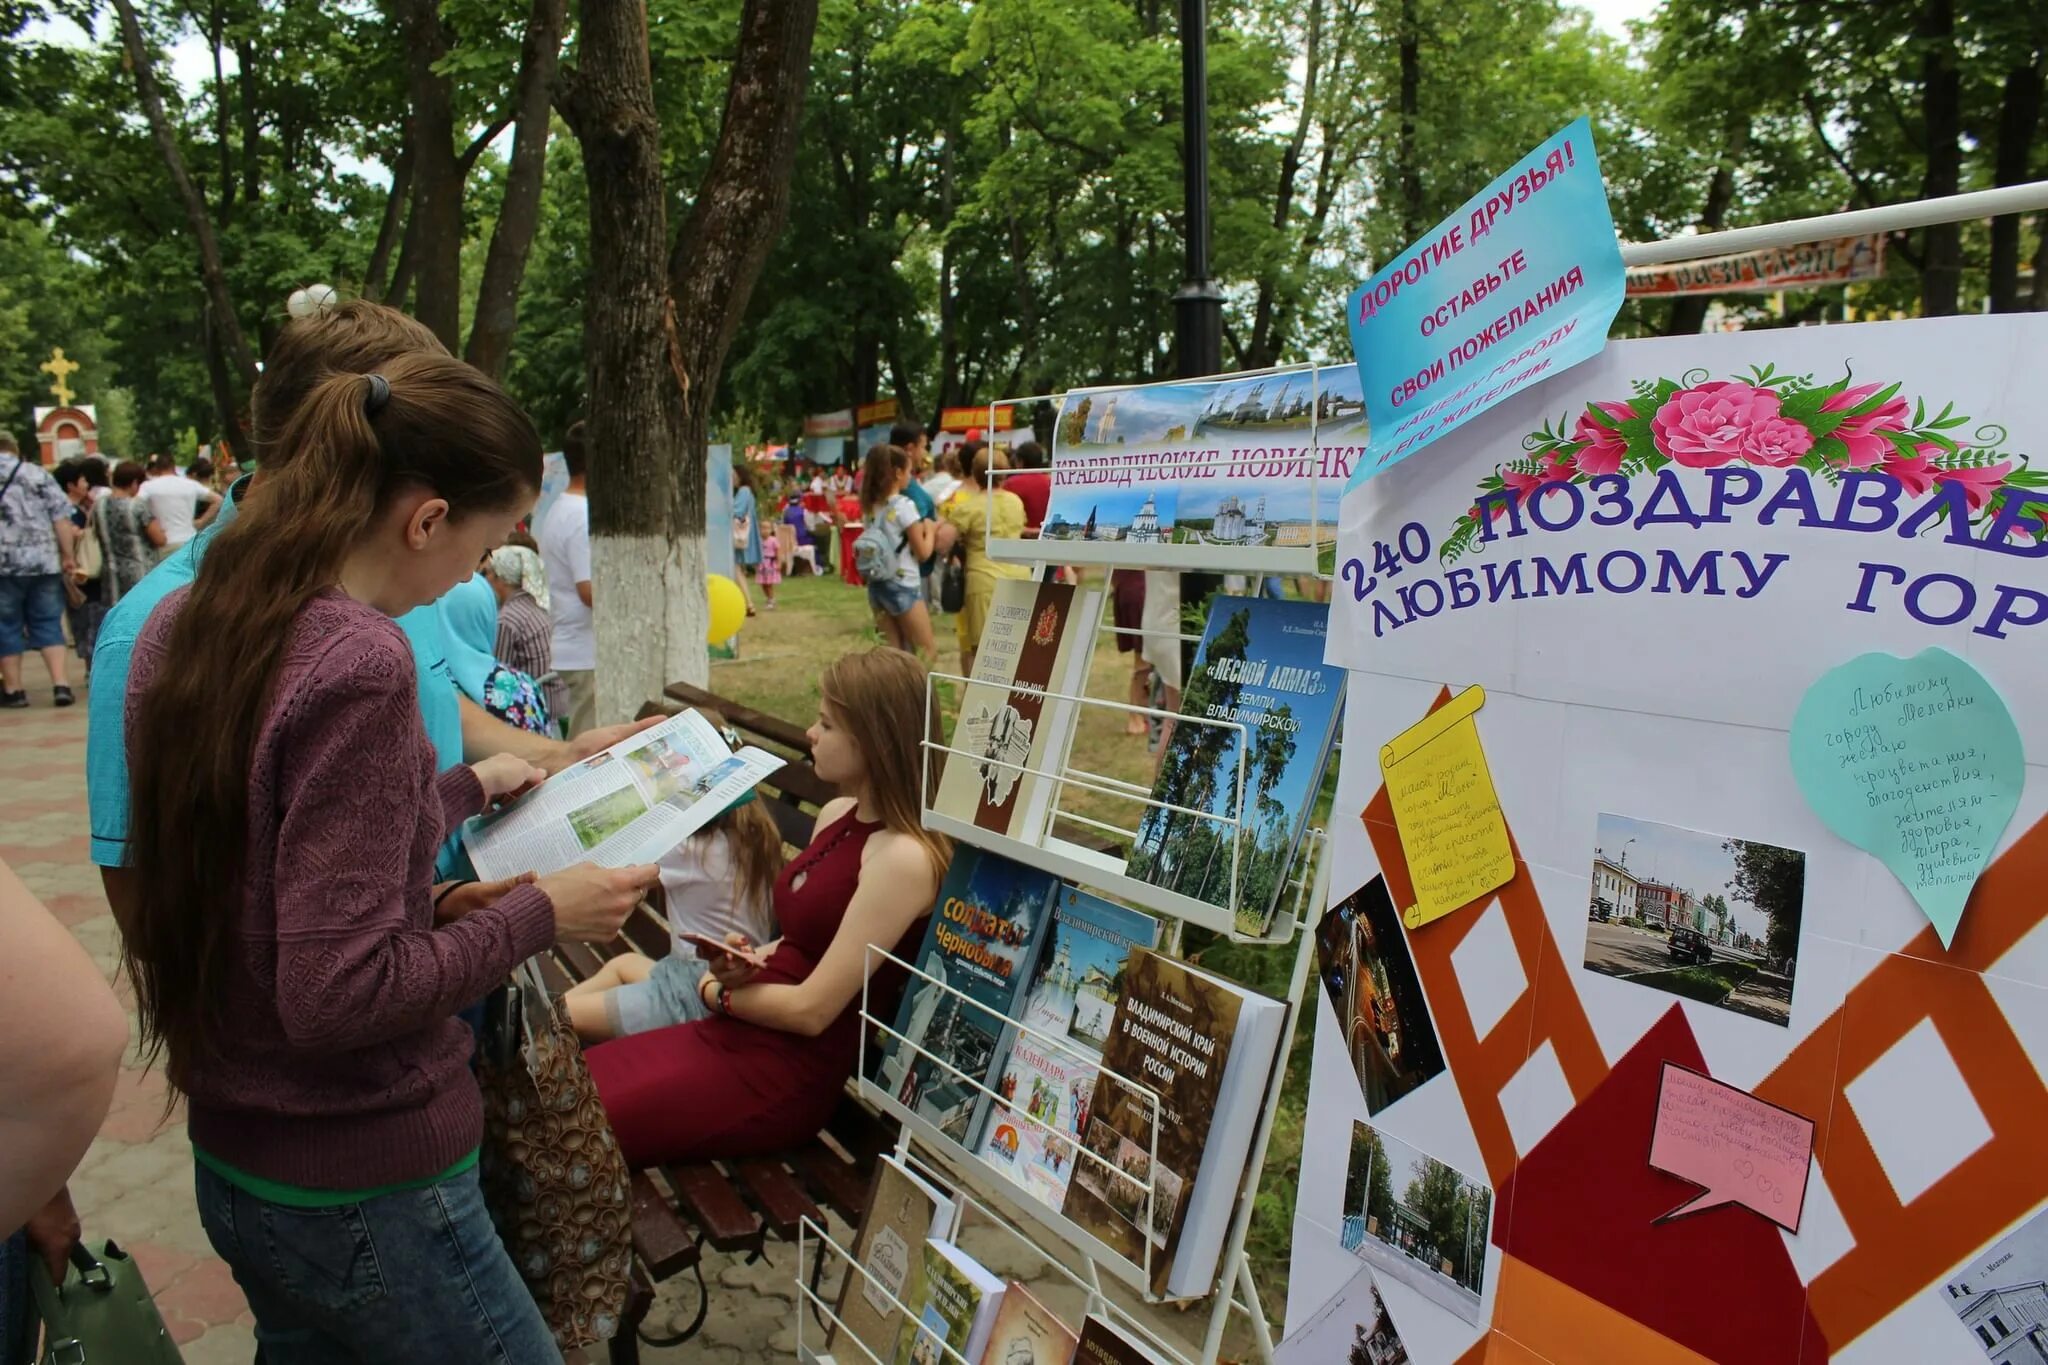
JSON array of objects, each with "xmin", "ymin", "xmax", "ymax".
[{"xmin": 462, "ymin": 709, "xmax": 785, "ymax": 880}]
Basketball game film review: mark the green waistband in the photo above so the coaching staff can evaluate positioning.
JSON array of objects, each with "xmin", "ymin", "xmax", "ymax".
[{"xmin": 193, "ymin": 1144, "xmax": 479, "ymax": 1209}]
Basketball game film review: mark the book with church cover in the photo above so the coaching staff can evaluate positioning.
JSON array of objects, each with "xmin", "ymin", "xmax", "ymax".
[
  {"xmin": 930, "ymin": 578, "xmax": 1105, "ymax": 845},
  {"xmin": 894, "ymin": 1240, "xmax": 1007, "ymax": 1365},
  {"xmin": 873, "ymin": 848, "xmax": 1059, "ymax": 1145},
  {"xmin": 972, "ymin": 887, "xmax": 1159, "ymax": 1209},
  {"xmin": 1073, "ymin": 1314, "xmax": 1173, "ymax": 1365},
  {"xmin": 973, "ymin": 1283, "xmax": 1077, "ymax": 1365},
  {"xmin": 1124, "ymin": 596, "xmax": 1344, "ymax": 936},
  {"xmin": 827, "ymin": 1155, "xmax": 960, "ymax": 1361},
  {"xmin": 1059, "ymin": 948, "xmax": 1287, "ymax": 1299}
]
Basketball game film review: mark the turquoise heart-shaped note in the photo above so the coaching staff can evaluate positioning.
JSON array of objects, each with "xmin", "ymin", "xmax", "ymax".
[{"xmin": 1789, "ymin": 647, "xmax": 2024, "ymax": 948}]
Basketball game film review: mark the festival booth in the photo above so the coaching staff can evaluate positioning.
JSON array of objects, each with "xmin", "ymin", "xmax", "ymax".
[{"xmin": 792, "ymin": 110, "xmax": 2048, "ymax": 1365}]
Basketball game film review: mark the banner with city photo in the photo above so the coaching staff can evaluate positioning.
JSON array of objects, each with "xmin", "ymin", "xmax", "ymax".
[
  {"xmin": 1289, "ymin": 314, "xmax": 2048, "ymax": 1365},
  {"xmin": 1035, "ymin": 363, "xmax": 1365, "ymax": 574}
]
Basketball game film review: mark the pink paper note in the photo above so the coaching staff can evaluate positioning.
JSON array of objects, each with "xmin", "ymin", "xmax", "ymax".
[{"xmin": 1648, "ymin": 1062, "xmax": 1814, "ymax": 1234}]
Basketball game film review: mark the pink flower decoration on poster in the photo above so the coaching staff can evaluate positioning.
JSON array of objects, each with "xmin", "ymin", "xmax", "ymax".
[
  {"xmin": 1435, "ymin": 362, "xmax": 2042, "ymax": 565},
  {"xmin": 1569, "ymin": 400, "xmax": 1634, "ymax": 476},
  {"xmin": 1651, "ymin": 382, "xmax": 1785, "ymax": 468},
  {"xmin": 1880, "ymin": 445, "xmax": 1942, "ymax": 497},
  {"xmin": 1821, "ymin": 383, "xmax": 1911, "ymax": 468},
  {"xmin": 1934, "ymin": 460, "xmax": 2015, "ymax": 513}
]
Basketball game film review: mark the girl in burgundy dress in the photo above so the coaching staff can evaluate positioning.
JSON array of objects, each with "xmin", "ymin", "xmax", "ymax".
[{"xmin": 585, "ymin": 648, "xmax": 951, "ymax": 1164}]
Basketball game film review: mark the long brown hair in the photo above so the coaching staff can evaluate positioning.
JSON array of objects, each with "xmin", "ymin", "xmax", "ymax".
[
  {"xmin": 251, "ymin": 300, "xmax": 445, "ymax": 466},
  {"xmin": 691, "ymin": 710, "xmax": 786, "ymax": 914},
  {"xmin": 819, "ymin": 649, "xmax": 951, "ymax": 882},
  {"xmin": 708, "ymin": 800, "xmax": 785, "ymax": 920},
  {"xmin": 858, "ymin": 444, "xmax": 909, "ymax": 516},
  {"xmin": 124, "ymin": 354, "xmax": 543, "ymax": 1087}
]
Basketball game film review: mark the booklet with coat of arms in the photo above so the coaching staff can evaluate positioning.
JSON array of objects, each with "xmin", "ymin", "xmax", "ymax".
[{"xmin": 930, "ymin": 578, "xmax": 1104, "ymax": 845}]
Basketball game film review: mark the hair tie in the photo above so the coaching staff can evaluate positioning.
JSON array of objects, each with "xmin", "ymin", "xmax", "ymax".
[{"xmin": 364, "ymin": 373, "xmax": 391, "ymax": 416}]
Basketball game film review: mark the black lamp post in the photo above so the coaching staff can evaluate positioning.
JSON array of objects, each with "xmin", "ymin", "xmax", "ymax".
[
  {"xmin": 1176, "ymin": 0, "xmax": 1223, "ymax": 670},
  {"xmin": 1174, "ymin": 0, "xmax": 1224, "ymax": 380}
]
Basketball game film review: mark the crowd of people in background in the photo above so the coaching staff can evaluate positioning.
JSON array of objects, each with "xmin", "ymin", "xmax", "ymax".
[{"xmin": 724, "ymin": 428, "xmax": 1091, "ymax": 685}]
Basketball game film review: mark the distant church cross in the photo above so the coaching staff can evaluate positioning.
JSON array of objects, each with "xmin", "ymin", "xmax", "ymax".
[{"xmin": 40, "ymin": 348, "xmax": 79, "ymax": 406}]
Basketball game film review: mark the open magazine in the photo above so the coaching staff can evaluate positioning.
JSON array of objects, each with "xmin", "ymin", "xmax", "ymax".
[{"xmin": 462, "ymin": 709, "xmax": 785, "ymax": 880}]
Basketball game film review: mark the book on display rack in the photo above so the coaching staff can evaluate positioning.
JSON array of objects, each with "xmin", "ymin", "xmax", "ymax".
[
  {"xmin": 895, "ymin": 1240, "xmax": 1007, "ymax": 1365},
  {"xmin": 972, "ymin": 885, "xmax": 1160, "ymax": 1210},
  {"xmin": 1072, "ymin": 1313, "xmax": 1174, "ymax": 1365},
  {"xmin": 872, "ymin": 847, "xmax": 1060, "ymax": 1145},
  {"xmin": 828, "ymin": 1155, "xmax": 960, "ymax": 1362},
  {"xmin": 1123, "ymin": 595, "xmax": 1345, "ymax": 935},
  {"xmin": 972, "ymin": 1283, "xmax": 1078, "ymax": 1365},
  {"xmin": 1060, "ymin": 947, "xmax": 1288, "ymax": 1299},
  {"xmin": 930, "ymin": 577, "xmax": 1106, "ymax": 846}
]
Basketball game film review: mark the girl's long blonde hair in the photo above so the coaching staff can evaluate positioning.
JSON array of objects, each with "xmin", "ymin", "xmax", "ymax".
[{"xmin": 819, "ymin": 649, "xmax": 951, "ymax": 882}]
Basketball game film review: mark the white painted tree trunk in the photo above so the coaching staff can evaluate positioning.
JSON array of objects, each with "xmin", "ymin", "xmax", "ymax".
[{"xmin": 592, "ymin": 530, "xmax": 709, "ymax": 725}]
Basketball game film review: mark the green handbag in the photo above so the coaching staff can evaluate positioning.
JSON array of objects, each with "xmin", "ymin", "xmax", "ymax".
[{"xmin": 28, "ymin": 1240, "xmax": 184, "ymax": 1364}]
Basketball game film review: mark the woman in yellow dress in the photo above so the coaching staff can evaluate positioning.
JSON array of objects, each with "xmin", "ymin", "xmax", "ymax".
[{"xmin": 936, "ymin": 441, "xmax": 1029, "ymax": 674}]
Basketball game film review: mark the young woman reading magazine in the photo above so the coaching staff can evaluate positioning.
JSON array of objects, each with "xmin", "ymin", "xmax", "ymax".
[
  {"xmin": 120, "ymin": 354, "xmax": 658, "ymax": 1364},
  {"xmin": 585, "ymin": 648, "xmax": 951, "ymax": 1165}
]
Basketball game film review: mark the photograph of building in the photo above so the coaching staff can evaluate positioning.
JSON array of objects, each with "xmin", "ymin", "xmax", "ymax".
[
  {"xmin": 1581, "ymin": 812, "xmax": 1805, "ymax": 1027},
  {"xmin": 1943, "ymin": 1205, "xmax": 2048, "ymax": 1363}
]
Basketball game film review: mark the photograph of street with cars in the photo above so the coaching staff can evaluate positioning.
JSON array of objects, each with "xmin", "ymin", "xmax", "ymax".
[{"xmin": 1583, "ymin": 812, "xmax": 1807, "ymax": 1027}]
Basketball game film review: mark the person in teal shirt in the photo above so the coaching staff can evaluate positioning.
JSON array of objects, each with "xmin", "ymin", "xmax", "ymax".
[{"xmin": 87, "ymin": 476, "xmax": 469, "ymax": 870}]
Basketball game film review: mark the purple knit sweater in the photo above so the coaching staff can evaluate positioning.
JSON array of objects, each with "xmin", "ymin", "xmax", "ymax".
[{"xmin": 130, "ymin": 587, "xmax": 557, "ymax": 1188}]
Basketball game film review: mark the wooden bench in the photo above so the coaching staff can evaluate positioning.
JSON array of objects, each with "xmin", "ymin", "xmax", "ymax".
[{"xmin": 536, "ymin": 685, "xmax": 898, "ymax": 1363}]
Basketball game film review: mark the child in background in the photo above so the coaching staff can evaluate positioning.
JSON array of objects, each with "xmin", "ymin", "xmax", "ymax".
[{"xmin": 566, "ymin": 782, "xmax": 784, "ymax": 1041}]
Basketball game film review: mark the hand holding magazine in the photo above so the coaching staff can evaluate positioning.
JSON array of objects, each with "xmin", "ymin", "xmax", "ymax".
[{"xmin": 463, "ymin": 709, "xmax": 786, "ymax": 881}]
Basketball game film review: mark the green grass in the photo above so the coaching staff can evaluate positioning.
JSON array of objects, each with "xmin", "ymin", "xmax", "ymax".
[
  {"xmin": 1630, "ymin": 959, "xmax": 1758, "ymax": 1005},
  {"xmin": 706, "ymin": 566, "xmax": 1314, "ymax": 1320}
]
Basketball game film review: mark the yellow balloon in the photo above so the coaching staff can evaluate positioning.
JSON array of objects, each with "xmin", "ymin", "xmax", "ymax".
[{"xmin": 706, "ymin": 573, "xmax": 747, "ymax": 643}]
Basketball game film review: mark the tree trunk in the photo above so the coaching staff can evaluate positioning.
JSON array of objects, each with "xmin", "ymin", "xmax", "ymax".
[
  {"xmin": 1989, "ymin": 56, "xmax": 2043, "ymax": 313},
  {"xmin": 1395, "ymin": 0, "xmax": 1423, "ymax": 242},
  {"xmin": 568, "ymin": 0, "xmax": 820, "ymax": 723},
  {"xmin": 364, "ymin": 140, "xmax": 415, "ymax": 302},
  {"xmin": 200, "ymin": 301, "xmax": 252, "ymax": 463},
  {"xmin": 398, "ymin": 0, "xmax": 465, "ymax": 350},
  {"xmin": 111, "ymin": 0, "xmax": 258, "ymax": 390},
  {"xmin": 235, "ymin": 39, "xmax": 261, "ymax": 210},
  {"xmin": 387, "ymin": 182, "xmax": 422, "ymax": 311},
  {"xmin": 466, "ymin": 0, "xmax": 569, "ymax": 378},
  {"xmin": 1666, "ymin": 126, "xmax": 1745, "ymax": 336},
  {"xmin": 1246, "ymin": 0, "xmax": 1321, "ymax": 369},
  {"xmin": 207, "ymin": 4, "xmax": 234, "ymax": 223},
  {"xmin": 1917, "ymin": 0, "xmax": 1963, "ymax": 317},
  {"xmin": 2033, "ymin": 219, "xmax": 2048, "ymax": 310}
]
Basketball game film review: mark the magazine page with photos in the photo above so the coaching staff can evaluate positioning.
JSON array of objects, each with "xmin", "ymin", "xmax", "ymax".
[{"xmin": 463, "ymin": 708, "xmax": 785, "ymax": 880}]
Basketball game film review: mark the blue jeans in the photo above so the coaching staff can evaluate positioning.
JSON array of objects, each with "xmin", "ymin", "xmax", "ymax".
[
  {"xmin": 867, "ymin": 575, "xmax": 921, "ymax": 617},
  {"xmin": 194, "ymin": 1161, "xmax": 561, "ymax": 1365},
  {"xmin": 0, "ymin": 573, "xmax": 65, "ymax": 657}
]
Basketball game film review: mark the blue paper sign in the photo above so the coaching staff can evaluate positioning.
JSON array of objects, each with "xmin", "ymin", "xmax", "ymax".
[
  {"xmin": 1345, "ymin": 117, "xmax": 1626, "ymax": 489},
  {"xmin": 1788, "ymin": 647, "xmax": 2024, "ymax": 948}
]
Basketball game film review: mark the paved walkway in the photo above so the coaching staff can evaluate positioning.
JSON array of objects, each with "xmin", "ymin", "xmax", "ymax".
[{"xmin": 4, "ymin": 680, "xmax": 1228, "ymax": 1363}]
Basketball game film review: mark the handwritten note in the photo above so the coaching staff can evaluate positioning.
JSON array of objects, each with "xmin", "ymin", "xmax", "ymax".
[
  {"xmin": 1648, "ymin": 1063, "xmax": 1814, "ymax": 1233},
  {"xmin": 1380, "ymin": 687, "xmax": 1515, "ymax": 929},
  {"xmin": 1789, "ymin": 647, "xmax": 2023, "ymax": 949}
]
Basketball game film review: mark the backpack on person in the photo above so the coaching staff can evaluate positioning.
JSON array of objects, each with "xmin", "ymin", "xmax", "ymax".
[{"xmin": 851, "ymin": 515, "xmax": 904, "ymax": 585}]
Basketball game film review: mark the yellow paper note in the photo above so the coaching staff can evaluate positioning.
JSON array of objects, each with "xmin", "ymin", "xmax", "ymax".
[{"xmin": 1379, "ymin": 686, "xmax": 1515, "ymax": 929}]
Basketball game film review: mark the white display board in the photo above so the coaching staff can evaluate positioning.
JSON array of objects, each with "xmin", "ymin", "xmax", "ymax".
[{"xmin": 1289, "ymin": 315, "xmax": 2048, "ymax": 1365}]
